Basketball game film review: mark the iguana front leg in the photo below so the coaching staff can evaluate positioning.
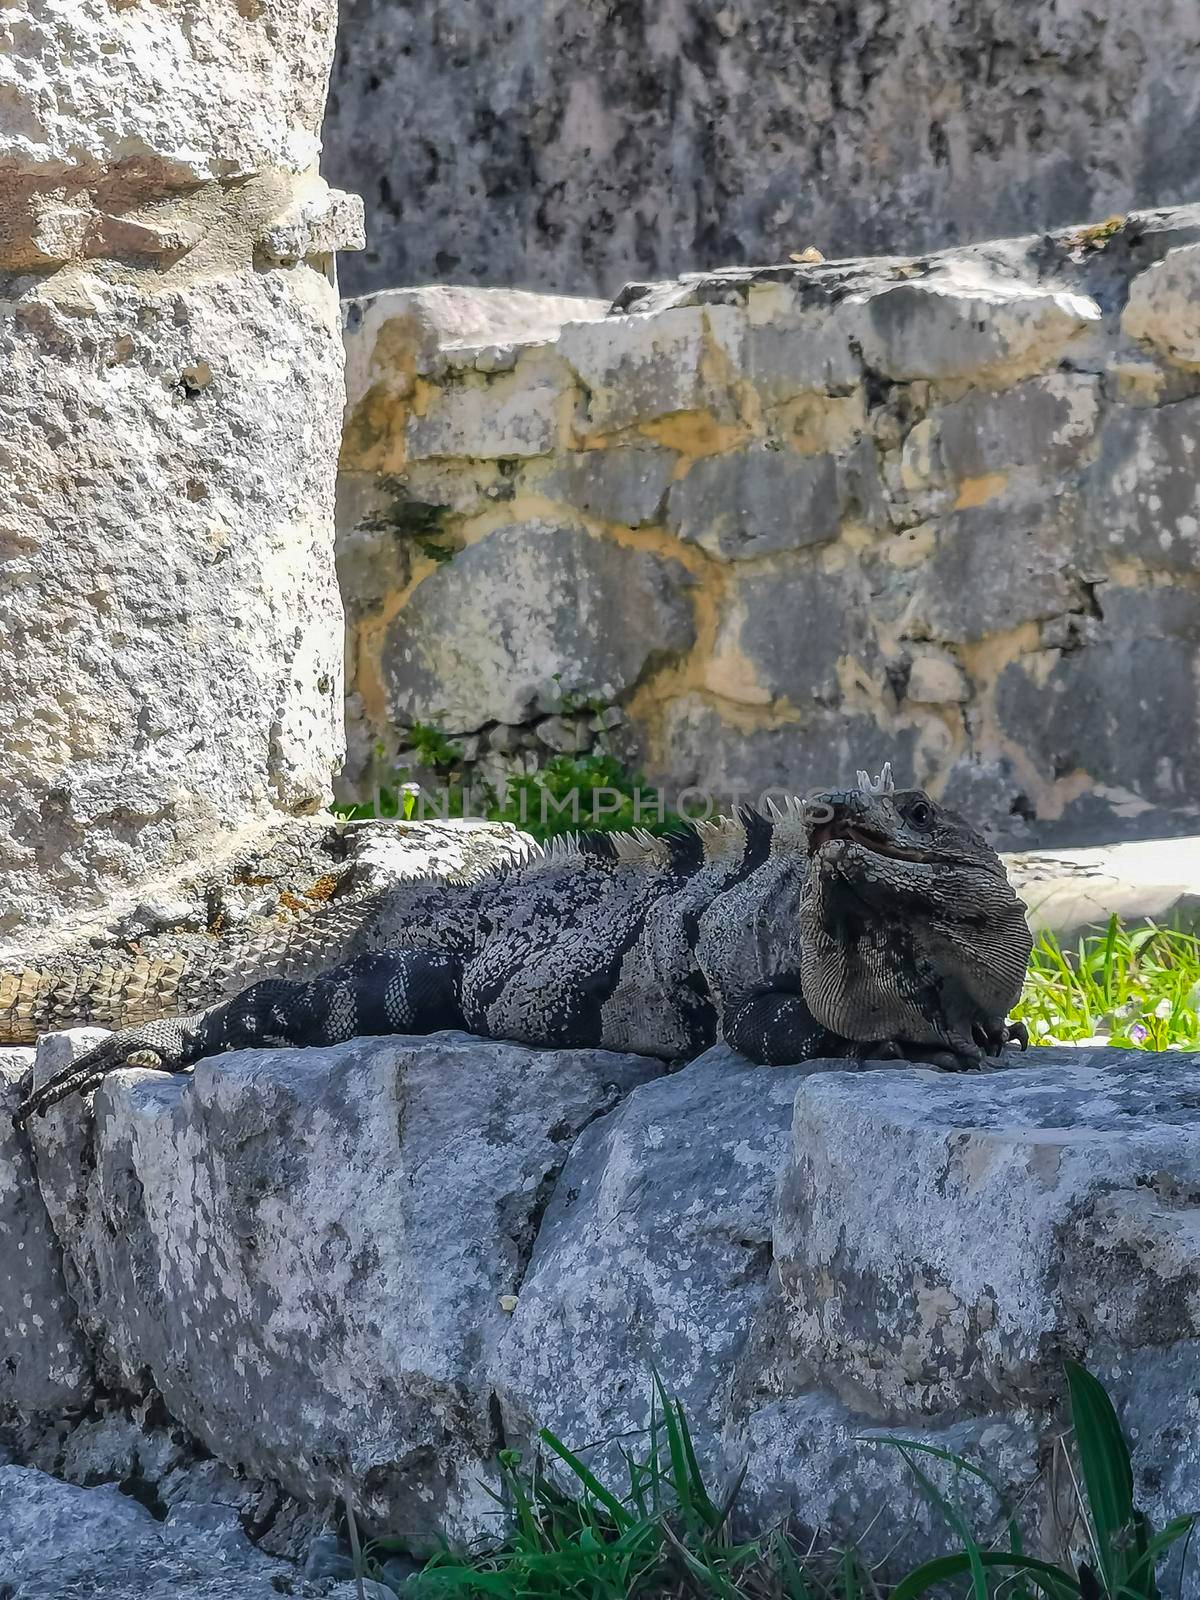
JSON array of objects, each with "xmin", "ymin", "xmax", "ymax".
[
  {"xmin": 723, "ymin": 987, "xmax": 852, "ymax": 1066},
  {"xmin": 14, "ymin": 949, "xmax": 464, "ymax": 1125}
]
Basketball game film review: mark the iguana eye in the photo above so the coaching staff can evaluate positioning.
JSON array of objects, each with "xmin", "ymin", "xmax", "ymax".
[{"xmin": 907, "ymin": 799, "xmax": 933, "ymax": 828}]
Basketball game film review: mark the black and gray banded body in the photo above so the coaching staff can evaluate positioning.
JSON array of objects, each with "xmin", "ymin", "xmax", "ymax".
[{"xmin": 14, "ymin": 771, "xmax": 1033, "ymax": 1124}]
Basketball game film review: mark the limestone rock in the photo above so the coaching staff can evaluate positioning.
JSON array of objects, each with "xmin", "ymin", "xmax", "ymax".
[
  {"xmin": 407, "ymin": 348, "xmax": 573, "ymax": 461},
  {"xmin": 994, "ymin": 639, "xmax": 1200, "ymax": 810},
  {"xmin": 667, "ymin": 446, "xmax": 841, "ymax": 559},
  {"xmin": 901, "ymin": 501, "xmax": 1083, "ymax": 643},
  {"xmin": 855, "ymin": 277, "xmax": 1100, "ymax": 385},
  {"xmin": 709, "ymin": 563, "xmax": 876, "ymax": 705},
  {"xmin": 742, "ymin": 287, "xmax": 862, "ymax": 401},
  {"xmin": 0, "ymin": 0, "xmax": 356, "ymax": 961},
  {"xmin": 1086, "ymin": 400, "xmax": 1200, "ymax": 573},
  {"xmin": 773, "ymin": 1050, "xmax": 1200, "ymax": 1417},
  {"xmin": 0, "ymin": 1462, "xmax": 327, "ymax": 1599},
  {"xmin": 937, "ymin": 374, "xmax": 1101, "ymax": 481},
  {"xmin": 904, "ymin": 650, "xmax": 970, "ymax": 704},
  {"xmin": 495, "ymin": 1049, "xmax": 811, "ymax": 1483},
  {"xmin": 557, "ymin": 306, "xmax": 731, "ymax": 432},
  {"xmin": 30, "ymin": 1030, "xmax": 664, "ymax": 1543},
  {"xmin": 383, "ymin": 521, "xmax": 695, "ymax": 728},
  {"xmin": 654, "ymin": 694, "xmax": 919, "ymax": 807},
  {"xmin": 344, "ymin": 285, "xmax": 607, "ymax": 408},
  {"xmin": 0, "ymin": 1052, "xmax": 93, "ymax": 1419},
  {"xmin": 726, "ymin": 1395, "xmax": 1039, "ymax": 1569},
  {"xmin": 341, "ymin": 287, "xmax": 607, "ymax": 471},
  {"xmin": 1122, "ymin": 244, "xmax": 1200, "ymax": 367},
  {"xmin": 544, "ymin": 444, "xmax": 676, "ymax": 526},
  {"xmin": 0, "ymin": 269, "xmax": 346, "ymax": 961},
  {"xmin": 0, "ymin": 2, "xmax": 337, "ymax": 187}
]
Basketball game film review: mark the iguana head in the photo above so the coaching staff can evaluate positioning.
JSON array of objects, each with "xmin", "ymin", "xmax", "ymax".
[{"xmin": 799, "ymin": 765, "xmax": 1032, "ymax": 1059}]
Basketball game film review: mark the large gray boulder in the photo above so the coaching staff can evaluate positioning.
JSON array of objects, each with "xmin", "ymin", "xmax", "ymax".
[
  {"xmin": 0, "ymin": 1051, "xmax": 93, "ymax": 1421},
  {"xmin": 761, "ymin": 1050, "xmax": 1200, "ymax": 1545},
  {"xmin": 29, "ymin": 1029, "xmax": 664, "ymax": 1542},
  {"xmin": 0, "ymin": 1463, "xmax": 354, "ymax": 1600},
  {"xmin": 495, "ymin": 1049, "xmax": 812, "ymax": 1481},
  {"xmin": 382, "ymin": 519, "xmax": 696, "ymax": 728}
]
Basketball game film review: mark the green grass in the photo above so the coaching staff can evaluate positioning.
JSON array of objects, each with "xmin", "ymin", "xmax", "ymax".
[
  {"xmin": 335, "ymin": 751, "xmax": 682, "ymax": 844},
  {"xmin": 366, "ymin": 1373, "xmax": 869, "ymax": 1599},
  {"xmin": 354, "ymin": 1365, "xmax": 1194, "ymax": 1600},
  {"xmin": 1014, "ymin": 917, "xmax": 1200, "ymax": 1051}
]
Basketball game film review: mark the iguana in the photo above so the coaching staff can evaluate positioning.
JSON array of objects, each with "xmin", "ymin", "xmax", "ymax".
[{"xmin": 11, "ymin": 767, "xmax": 1032, "ymax": 1125}]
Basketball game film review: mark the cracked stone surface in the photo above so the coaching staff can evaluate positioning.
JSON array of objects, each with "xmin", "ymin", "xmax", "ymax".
[{"xmin": 28, "ymin": 1028, "xmax": 662, "ymax": 1543}]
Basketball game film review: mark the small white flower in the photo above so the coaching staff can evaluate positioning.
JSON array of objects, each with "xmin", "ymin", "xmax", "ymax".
[{"xmin": 1154, "ymin": 998, "xmax": 1173, "ymax": 1020}]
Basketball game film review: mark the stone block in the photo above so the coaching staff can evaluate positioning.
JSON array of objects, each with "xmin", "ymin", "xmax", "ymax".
[
  {"xmin": 557, "ymin": 306, "xmax": 717, "ymax": 432},
  {"xmin": 994, "ymin": 638, "xmax": 1200, "ymax": 804},
  {"xmin": 774, "ymin": 1050, "xmax": 1200, "ymax": 1416},
  {"xmin": 344, "ymin": 285, "xmax": 607, "ymax": 405},
  {"xmin": 727, "ymin": 1394, "xmax": 1039, "ymax": 1570},
  {"xmin": 743, "ymin": 285, "xmax": 861, "ymax": 401},
  {"xmin": 711, "ymin": 563, "xmax": 876, "ymax": 705},
  {"xmin": 407, "ymin": 349, "xmax": 572, "ymax": 460},
  {"xmin": 901, "ymin": 501, "xmax": 1083, "ymax": 643},
  {"xmin": 855, "ymin": 276, "xmax": 1100, "ymax": 384},
  {"xmin": 905, "ymin": 649, "xmax": 970, "ymax": 704},
  {"xmin": 30, "ymin": 1032, "xmax": 663, "ymax": 1544},
  {"xmin": 533, "ymin": 714, "xmax": 591, "ymax": 753},
  {"xmin": 1086, "ymin": 400, "xmax": 1200, "ymax": 573},
  {"xmin": 495, "ymin": 1049, "xmax": 811, "ymax": 1483},
  {"xmin": 1122, "ymin": 244, "xmax": 1200, "ymax": 367},
  {"xmin": 667, "ymin": 446, "xmax": 841, "ymax": 559},
  {"xmin": 383, "ymin": 520, "xmax": 695, "ymax": 728},
  {"xmin": 0, "ymin": 1051, "xmax": 93, "ymax": 1419},
  {"xmin": 0, "ymin": 1462, "xmax": 315, "ymax": 1598},
  {"xmin": 545, "ymin": 444, "xmax": 676, "ymax": 526},
  {"xmin": 653, "ymin": 693, "xmax": 920, "ymax": 805},
  {"xmin": 937, "ymin": 374, "xmax": 1101, "ymax": 480}
]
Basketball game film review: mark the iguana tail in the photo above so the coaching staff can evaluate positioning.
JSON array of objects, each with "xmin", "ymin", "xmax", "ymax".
[{"xmin": 0, "ymin": 892, "xmax": 384, "ymax": 1047}]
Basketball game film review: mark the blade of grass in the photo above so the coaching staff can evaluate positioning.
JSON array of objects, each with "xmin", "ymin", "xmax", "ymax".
[
  {"xmin": 1065, "ymin": 1360, "xmax": 1134, "ymax": 1596},
  {"xmin": 859, "ymin": 1436, "xmax": 1024, "ymax": 1555},
  {"xmin": 537, "ymin": 1427, "xmax": 633, "ymax": 1532},
  {"xmin": 873, "ymin": 1440, "xmax": 990, "ymax": 1600},
  {"xmin": 891, "ymin": 1552, "xmax": 1083, "ymax": 1600}
]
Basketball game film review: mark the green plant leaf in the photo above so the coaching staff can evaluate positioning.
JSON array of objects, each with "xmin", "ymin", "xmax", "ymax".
[
  {"xmin": 891, "ymin": 1551, "xmax": 1083, "ymax": 1600},
  {"xmin": 878, "ymin": 1440, "xmax": 990, "ymax": 1600},
  {"xmin": 536, "ymin": 1427, "xmax": 633, "ymax": 1532},
  {"xmin": 860, "ymin": 1435, "xmax": 1025, "ymax": 1556},
  {"xmin": 1065, "ymin": 1360, "xmax": 1135, "ymax": 1595}
]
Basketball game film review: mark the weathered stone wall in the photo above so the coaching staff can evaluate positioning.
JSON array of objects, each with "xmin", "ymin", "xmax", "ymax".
[
  {"xmin": 0, "ymin": 2, "xmax": 363, "ymax": 959},
  {"xmin": 325, "ymin": 0, "xmax": 1200, "ymax": 300},
  {"xmin": 339, "ymin": 207, "xmax": 1200, "ymax": 847}
]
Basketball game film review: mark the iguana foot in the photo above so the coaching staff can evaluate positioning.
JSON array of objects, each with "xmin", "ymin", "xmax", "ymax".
[
  {"xmin": 859, "ymin": 1038, "xmax": 981, "ymax": 1072},
  {"xmin": 862, "ymin": 1017, "xmax": 1030, "ymax": 1073},
  {"xmin": 973, "ymin": 1017, "xmax": 1028, "ymax": 1055},
  {"xmin": 13, "ymin": 1023, "xmax": 187, "ymax": 1129}
]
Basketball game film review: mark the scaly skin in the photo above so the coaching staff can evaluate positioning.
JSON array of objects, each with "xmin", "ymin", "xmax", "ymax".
[{"xmin": 14, "ymin": 770, "xmax": 1034, "ymax": 1126}]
